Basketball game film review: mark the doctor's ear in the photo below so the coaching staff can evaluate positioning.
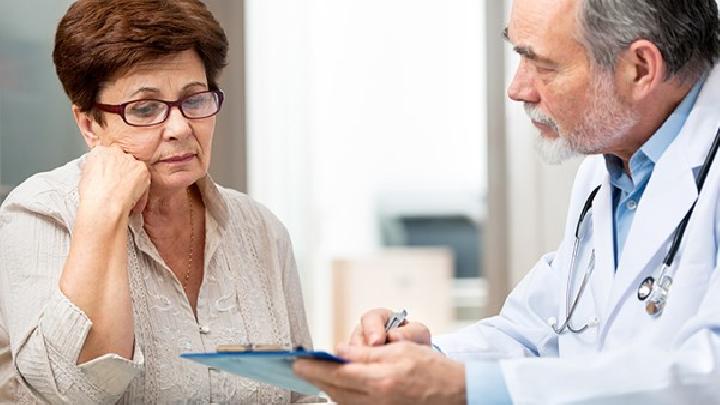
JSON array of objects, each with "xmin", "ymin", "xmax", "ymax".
[
  {"xmin": 615, "ymin": 39, "xmax": 667, "ymax": 102},
  {"xmin": 72, "ymin": 105, "xmax": 101, "ymax": 148}
]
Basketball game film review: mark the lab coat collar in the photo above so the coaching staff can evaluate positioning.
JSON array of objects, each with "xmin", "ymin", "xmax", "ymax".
[
  {"xmin": 681, "ymin": 68, "xmax": 720, "ymax": 170},
  {"xmin": 601, "ymin": 64, "xmax": 720, "ymax": 333},
  {"xmin": 601, "ymin": 75, "xmax": 704, "ymax": 188}
]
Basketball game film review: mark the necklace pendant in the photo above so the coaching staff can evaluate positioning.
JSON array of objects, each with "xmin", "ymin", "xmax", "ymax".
[{"xmin": 183, "ymin": 187, "xmax": 195, "ymax": 291}]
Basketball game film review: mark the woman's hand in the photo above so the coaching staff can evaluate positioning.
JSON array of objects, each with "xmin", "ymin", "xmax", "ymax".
[
  {"xmin": 79, "ymin": 145, "xmax": 150, "ymax": 216},
  {"xmin": 62, "ymin": 145, "xmax": 149, "ymax": 364}
]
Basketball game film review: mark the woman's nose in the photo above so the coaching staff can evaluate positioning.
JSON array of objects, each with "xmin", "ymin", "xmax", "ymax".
[{"xmin": 162, "ymin": 107, "xmax": 192, "ymax": 141}]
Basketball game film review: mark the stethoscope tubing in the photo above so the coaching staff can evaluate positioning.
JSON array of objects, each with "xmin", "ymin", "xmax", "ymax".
[
  {"xmin": 663, "ymin": 128, "xmax": 720, "ymax": 267},
  {"xmin": 552, "ymin": 186, "xmax": 600, "ymax": 335}
]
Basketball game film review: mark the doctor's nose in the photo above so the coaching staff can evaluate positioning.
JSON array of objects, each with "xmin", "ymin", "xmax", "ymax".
[{"xmin": 507, "ymin": 60, "xmax": 540, "ymax": 104}]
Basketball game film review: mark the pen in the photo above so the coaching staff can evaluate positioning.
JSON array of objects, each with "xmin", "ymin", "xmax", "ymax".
[{"xmin": 384, "ymin": 309, "xmax": 408, "ymax": 332}]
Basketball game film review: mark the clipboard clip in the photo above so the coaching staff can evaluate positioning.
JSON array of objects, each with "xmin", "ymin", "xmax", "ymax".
[{"xmin": 216, "ymin": 343, "xmax": 301, "ymax": 353}]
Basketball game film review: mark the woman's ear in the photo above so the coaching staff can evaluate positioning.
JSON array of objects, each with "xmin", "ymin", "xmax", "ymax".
[
  {"xmin": 615, "ymin": 39, "xmax": 666, "ymax": 102},
  {"xmin": 72, "ymin": 105, "xmax": 99, "ymax": 148}
]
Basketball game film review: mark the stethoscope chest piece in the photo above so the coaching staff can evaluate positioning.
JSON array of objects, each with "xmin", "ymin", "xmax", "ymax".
[
  {"xmin": 637, "ymin": 276, "xmax": 655, "ymax": 301},
  {"xmin": 645, "ymin": 274, "xmax": 673, "ymax": 317}
]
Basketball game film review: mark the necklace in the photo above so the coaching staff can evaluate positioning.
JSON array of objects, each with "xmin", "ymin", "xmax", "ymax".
[{"xmin": 182, "ymin": 187, "xmax": 194, "ymax": 291}]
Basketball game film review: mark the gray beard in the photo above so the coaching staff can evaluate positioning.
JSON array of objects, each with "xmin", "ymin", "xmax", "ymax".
[{"xmin": 526, "ymin": 73, "xmax": 639, "ymax": 165}]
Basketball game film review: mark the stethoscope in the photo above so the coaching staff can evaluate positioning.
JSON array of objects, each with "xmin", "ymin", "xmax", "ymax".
[{"xmin": 552, "ymin": 128, "xmax": 720, "ymax": 335}]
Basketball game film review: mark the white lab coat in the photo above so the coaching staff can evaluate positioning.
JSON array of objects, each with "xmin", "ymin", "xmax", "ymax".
[{"xmin": 435, "ymin": 65, "xmax": 720, "ymax": 404}]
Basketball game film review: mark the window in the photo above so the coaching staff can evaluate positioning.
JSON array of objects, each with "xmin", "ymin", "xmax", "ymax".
[{"xmin": 0, "ymin": 1, "xmax": 83, "ymax": 202}]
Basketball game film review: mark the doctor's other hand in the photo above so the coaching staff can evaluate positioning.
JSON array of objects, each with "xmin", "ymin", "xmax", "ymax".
[
  {"xmin": 294, "ymin": 341, "xmax": 466, "ymax": 405},
  {"xmin": 348, "ymin": 308, "xmax": 432, "ymax": 347}
]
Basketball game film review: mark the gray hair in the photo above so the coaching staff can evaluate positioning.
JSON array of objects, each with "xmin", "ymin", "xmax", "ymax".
[{"xmin": 578, "ymin": 0, "xmax": 720, "ymax": 80}]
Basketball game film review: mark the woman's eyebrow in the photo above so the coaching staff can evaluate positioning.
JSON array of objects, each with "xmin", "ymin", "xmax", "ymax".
[
  {"xmin": 128, "ymin": 87, "xmax": 161, "ymax": 98},
  {"xmin": 126, "ymin": 82, "xmax": 208, "ymax": 99},
  {"xmin": 182, "ymin": 81, "xmax": 208, "ymax": 91}
]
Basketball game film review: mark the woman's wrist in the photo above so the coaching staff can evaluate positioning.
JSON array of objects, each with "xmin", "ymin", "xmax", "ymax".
[
  {"xmin": 74, "ymin": 202, "xmax": 130, "ymax": 243},
  {"xmin": 77, "ymin": 198, "xmax": 130, "ymax": 224}
]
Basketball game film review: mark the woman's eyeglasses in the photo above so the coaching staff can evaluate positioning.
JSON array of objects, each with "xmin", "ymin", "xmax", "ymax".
[{"xmin": 95, "ymin": 90, "xmax": 224, "ymax": 127}]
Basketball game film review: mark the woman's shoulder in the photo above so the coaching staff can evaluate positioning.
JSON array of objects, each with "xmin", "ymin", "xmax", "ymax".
[{"xmin": 0, "ymin": 157, "xmax": 82, "ymax": 223}]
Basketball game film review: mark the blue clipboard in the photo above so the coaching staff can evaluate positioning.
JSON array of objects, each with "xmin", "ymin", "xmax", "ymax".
[{"xmin": 180, "ymin": 348, "xmax": 346, "ymax": 395}]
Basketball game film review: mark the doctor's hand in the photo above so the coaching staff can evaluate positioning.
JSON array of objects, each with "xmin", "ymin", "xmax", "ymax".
[
  {"xmin": 348, "ymin": 308, "xmax": 432, "ymax": 347},
  {"xmin": 293, "ymin": 342, "xmax": 466, "ymax": 405}
]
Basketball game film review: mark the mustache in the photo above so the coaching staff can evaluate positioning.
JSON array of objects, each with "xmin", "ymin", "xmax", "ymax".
[{"xmin": 524, "ymin": 103, "xmax": 560, "ymax": 133}]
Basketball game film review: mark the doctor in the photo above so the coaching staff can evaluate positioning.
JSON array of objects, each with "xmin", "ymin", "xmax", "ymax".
[{"xmin": 294, "ymin": 0, "xmax": 720, "ymax": 403}]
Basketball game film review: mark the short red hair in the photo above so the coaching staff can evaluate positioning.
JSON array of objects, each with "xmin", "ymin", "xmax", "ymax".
[{"xmin": 53, "ymin": 0, "xmax": 228, "ymax": 123}]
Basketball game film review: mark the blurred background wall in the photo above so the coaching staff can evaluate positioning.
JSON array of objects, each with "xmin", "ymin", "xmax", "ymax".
[{"xmin": 0, "ymin": 0, "xmax": 581, "ymax": 351}]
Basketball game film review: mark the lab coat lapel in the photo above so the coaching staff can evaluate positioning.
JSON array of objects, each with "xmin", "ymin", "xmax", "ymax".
[
  {"xmin": 603, "ymin": 66, "xmax": 720, "ymax": 323},
  {"xmin": 589, "ymin": 173, "xmax": 614, "ymax": 326},
  {"xmin": 604, "ymin": 140, "xmax": 697, "ymax": 318}
]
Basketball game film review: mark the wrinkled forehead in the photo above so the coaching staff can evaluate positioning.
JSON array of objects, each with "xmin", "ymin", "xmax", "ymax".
[
  {"xmin": 507, "ymin": 0, "xmax": 589, "ymax": 67},
  {"xmin": 98, "ymin": 50, "xmax": 208, "ymax": 101},
  {"xmin": 507, "ymin": 0, "xmax": 582, "ymax": 47}
]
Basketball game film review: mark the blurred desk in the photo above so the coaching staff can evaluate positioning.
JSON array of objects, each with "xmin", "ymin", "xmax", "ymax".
[{"xmin": 331, "ymin": 248, "xmax": 453, "ymax": 347}]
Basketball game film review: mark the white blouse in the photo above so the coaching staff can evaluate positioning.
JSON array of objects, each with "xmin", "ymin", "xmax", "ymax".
[{"xmin": 0, "ymin": 156, "xmax": 313, "ymax": 404}]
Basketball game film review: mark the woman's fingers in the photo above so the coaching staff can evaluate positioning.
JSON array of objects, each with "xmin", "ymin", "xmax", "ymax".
[
  {"xmin": 80, "ymin": 146, "xmax": 151, "ymax": 215},
  {"xmin": 131, "ymin": 189, "xmax": 149, "ymax": 214}
]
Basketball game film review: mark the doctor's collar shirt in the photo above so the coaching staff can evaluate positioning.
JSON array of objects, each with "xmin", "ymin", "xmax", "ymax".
[{"xmin": 605, "ymin": 75, "xmax": 706, "ymax": 269}]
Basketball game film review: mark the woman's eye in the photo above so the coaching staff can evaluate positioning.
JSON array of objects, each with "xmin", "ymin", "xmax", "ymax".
[
  {"xmin": 128, "ymin": 101, "xmax": 163, "ymax": 117},
  {"xmin": 183, "ymin": 95, "xmax": 208, "ymax": 109}
]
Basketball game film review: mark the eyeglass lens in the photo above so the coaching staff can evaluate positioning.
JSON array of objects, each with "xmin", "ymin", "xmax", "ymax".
[{"xmin": 125, "ymin": 92, "xmax": 221, "ymax": 126}]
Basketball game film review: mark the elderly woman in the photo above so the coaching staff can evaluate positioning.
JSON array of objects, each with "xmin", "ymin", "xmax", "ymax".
[{"xmin": 0, "ymin": 0, "xmax": 312, "ymax": 403}]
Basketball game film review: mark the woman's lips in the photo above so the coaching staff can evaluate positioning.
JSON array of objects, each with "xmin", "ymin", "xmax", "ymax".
[{"xmin": 157, "ymin": 153, "xmax": 196, "ymax": 163}]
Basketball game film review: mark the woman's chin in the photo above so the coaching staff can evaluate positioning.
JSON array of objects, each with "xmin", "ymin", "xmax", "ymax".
[{"xmin": 149, "ymin": 170, "xmax": 205, "ymax": 192}]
